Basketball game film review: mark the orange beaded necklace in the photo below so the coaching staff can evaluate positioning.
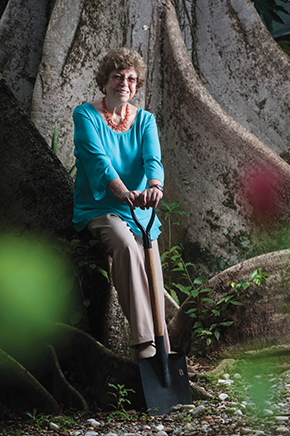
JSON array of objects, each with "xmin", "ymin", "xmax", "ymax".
[{"xmin": 102, "ymin": 97, "xmax": 130, "ymax": 132}]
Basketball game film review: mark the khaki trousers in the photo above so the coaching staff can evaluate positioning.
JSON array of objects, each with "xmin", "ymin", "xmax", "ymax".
[{"xmin": 87, "ymin": 213, "xmax": 171, "ymax": 352}]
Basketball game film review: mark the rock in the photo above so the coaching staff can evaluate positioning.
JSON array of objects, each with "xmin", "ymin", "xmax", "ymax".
[
  {"xmin": 240, "ymin": 428, "xmax": 254, "ymax": 435},
  {"xmin": 190, "ymin": 404, "xmax": 205, "ymax": 417},
  {"xmin": 85, "ymin": 432, "xmax": 98, "ymax": 436},
  {"xmin": 179, "ymin": 404, "xmax": 195, "ymax": 410},
  {"xmin": 263, "ymin": 408, "xmax": 274, "ymax": 416},
  {"xmin": 156, "ymin": 432, "xmax": 168, "ymax": 436},
  {"xmin": 275, "ymin": 416, "xmax": 289, "ymax": 422},
  {"xmin": 218, "ymin": 393, "xmax": 228, "ymax": 400},
  {"xmin": 49, "ymin": 422, "xmax": 60, "ymax": 431},
  {"xmin": 156, "ymin": 424, "xmax": 165, "ymax": 431},
  {"xmin": 275, "ymin": 426, "xmax": 289, "ymax": 433},
  {"xmin": 87, "ymin": 419, "xmax": 101, "ymax": 427},
  {"xmin": 233, "ymin": 373, "xmax": 242, "ymax": 379},
  {"xmin": 217, "ymin": 379, "xmax": 234, "ymax": 386},
  {"xmin": 234, "ymin": 409, "xmax": 243, "ymax": 416}
]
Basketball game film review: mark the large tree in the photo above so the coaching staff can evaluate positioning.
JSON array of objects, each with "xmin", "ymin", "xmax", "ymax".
[{"xmin": 1, "ymin": 0, "xmax": 290, "ymax": 413}]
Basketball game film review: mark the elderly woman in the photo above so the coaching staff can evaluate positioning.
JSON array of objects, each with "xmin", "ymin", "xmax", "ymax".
[{"xmin": 72, "ymin": 47, "xmax": 170, "ymax": 359}]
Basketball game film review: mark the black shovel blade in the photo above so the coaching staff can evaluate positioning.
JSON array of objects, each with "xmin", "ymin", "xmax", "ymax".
[{"xmin": 139, "ymin": 352, "xmax": 192, "ymax": 415}]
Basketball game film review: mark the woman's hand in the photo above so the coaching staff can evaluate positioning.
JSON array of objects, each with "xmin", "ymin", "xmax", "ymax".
[
  {"xmin": 123, "ymin": 190, "xmax": 142, "ymax": 209},
  {"xmin": 138, "ymin": 186, "xmax": 163, "ymax": 210},
  {"xmin": 123, "ymin": 187, "xmax": 163, "ymax": 210},
  {"xmin": 108, "ymin": 177, "xmax": 163, "ymax": 210}
]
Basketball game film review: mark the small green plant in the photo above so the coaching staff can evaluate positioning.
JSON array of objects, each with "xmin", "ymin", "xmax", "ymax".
[
  {"xmin": 24, "ymin": 409, "xmax": 81, "ymax": 432},
  {"xmin": 187, "ymin": 268, "xmax": 269, "ymax": 348},
  {"xmin": 157, "ymin": 200, "xmax": 186, "ymax": 292},
  {"xmin": 25, "ymin": 409, "xmax": 51, "ymax": 430},
  {"xmin": 107, "ymin": 383, "xmax": 135, "ymax": 420},
  {"xmin": 164, "ymin": 241, "xmax": 269, "ymax": 349}
]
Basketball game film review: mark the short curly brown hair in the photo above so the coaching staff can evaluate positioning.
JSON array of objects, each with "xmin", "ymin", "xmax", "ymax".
[{"xmin": 96, "ymin": 47, "xmax": 146, "ymax": 94}]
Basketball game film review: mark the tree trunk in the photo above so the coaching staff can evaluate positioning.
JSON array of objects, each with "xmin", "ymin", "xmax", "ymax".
[
  {"xmin": 0, "ymin": 0, "xmax": 54, "ymax": 114},
  {"xmin": 160, "ymin": 0, "xmax": 290, "ymax": 277},
  {"xmin": 168, "ymin": 248, "xmax": 290, "ymax": 356},
  {"xmin": 0, "ymin": 74, "xmax": 74, "ymax": 237},
  {"xmin": 174, "ymin": 0, "xmax": 290, "ymax": 160}
]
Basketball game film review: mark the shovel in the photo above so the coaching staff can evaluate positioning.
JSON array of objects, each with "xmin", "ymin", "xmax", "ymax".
[{"xmin": 131, "ymin": 208, "xmax": 192, "ymax": 415}]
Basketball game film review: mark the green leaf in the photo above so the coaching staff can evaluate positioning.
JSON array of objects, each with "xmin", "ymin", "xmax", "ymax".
[
  {"xmin": 201, "ymin": 297, "xmax": 215, "ymax": 303},
  {"xmin": 83, "ymin": 298, "xmax": 91, "ymax": 308},
  {"xmin": 214, "ymin": 330, "xmax": 220, "ymax": 340},
  {"xmin": 186, "ymin": 308, "xmax": 197, "ymax": 314},
  {"xmin": 193, "ymin": 321, "xmax": 203, "ymax": 329},
  {"xmin": 219, "ymin": 321, "xmax": 234, "ymax": 327},
  {"xmin": 173, "ymin": 284, "xmax": 192, "ymax": 294},
  {"xmin": 199, "ymin": 288, "xmax": 212, "ymax": 293},
  {"xmin": 170, "ymin": 290, "xmax": 180, "ymax": 305},
  {"xmin": 193, "ymin": 276, "xmax": 207, "ymax": 285},
  {"xmin": 230, "ymin": 301, "xmax": 244, "ymax": 306}
]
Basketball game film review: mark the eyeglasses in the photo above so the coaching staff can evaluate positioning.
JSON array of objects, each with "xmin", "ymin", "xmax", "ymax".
[{"xmin": 109, "ymin": 73, "xmax": 138, "ymax": 85}]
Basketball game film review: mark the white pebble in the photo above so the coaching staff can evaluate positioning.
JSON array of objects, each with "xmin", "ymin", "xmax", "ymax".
[
  {"xmin": 87, "ymin": 419, "xmax": 101, "ymax": 427},
  {"xmin": 49, "ymin": 422, "xmax": 60, "ymax": 431},
  {"xmin": 105, "ymin": 433, "xmax": 118, "ymax": 436},
  {"xmin": 276, "ymin": 426, "xmax": 289, "ymax": 433},
  {"xmin": 254, "ymin": 431, "xmax": 265, "ymax": 436},
  {"xmin": 156, "ymin": 432, "xmax": 168, "ymax": 436},
  {"xmin": 219, "ymin": 393, "xmax": 228, "ymax": 400},
  {"xmin": 233, "ymin": 373, "xmax": 242, "ymax": 379},
  {"xmin": 275, "ymin": 416, "xmax": 289, "ymax": 421},
  {"xmin": 85, "ymin": 432, "xmax": 98, "ymax": 436},
  {"xmin": 218, "ymin": 379, "xmax": 233, "ymax": 385},
  {"xmin": 263, "ymin": 408, "xmax": 273, "ymax": 416},
  {"xmin": 234, "ymin": 409, "xmax": 243, "ymax": 416},
  {"xmin": 156, "ymin": 424, "xmax": 165, "ymax": 431},
  {"xmin": 240, "ymin": 428, "xmax": 253, "ymax": 435},
  {"xmin": 190, "ymin": 404, "xmax": 205, "ymax": 417},
  {"xmin": 222, "ymin": 373, "xmax": 230, "ymax": 379},
  {"xmin": 180, "ymin": 404, "xmax": 195, "ymax": 410}
]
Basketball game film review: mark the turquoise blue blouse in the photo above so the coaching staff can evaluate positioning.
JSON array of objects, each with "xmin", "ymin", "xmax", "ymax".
[{"xmin": 72, "ymin": 103, "xmax": 164, "ymax": 239}]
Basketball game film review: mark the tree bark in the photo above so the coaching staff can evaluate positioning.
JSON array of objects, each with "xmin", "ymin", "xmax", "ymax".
[
  {"xmin": 160, "ymin": 0, "xmax": 290, "ymax": 277},
  {"xmin": 175, "ymin": 0, "xmax": 290, "ymax": 160},
  {"xmin": 0, "ymin": 74, "xmax": 74, "ymax": 237},
  {"xmin": 0, "ymin": 0, "xmax": 54, "ymax": 114},
  {"xmin": 168, "ymin": 248, "xmax": 290, "ymax": 356}
]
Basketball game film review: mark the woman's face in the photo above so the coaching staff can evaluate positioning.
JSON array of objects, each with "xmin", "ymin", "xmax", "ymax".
[{"xmin": 104, "ymin": 68, "xmax": 138, "ymax": 104}]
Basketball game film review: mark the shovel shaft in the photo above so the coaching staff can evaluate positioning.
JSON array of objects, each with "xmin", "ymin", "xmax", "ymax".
[
  {"xmin": 130, "ymin": 208, "xmax": 163, "ymax": 337},
  {"xmin": 144, "ymin": 247, "xmax": 163, "ymax": 337}
]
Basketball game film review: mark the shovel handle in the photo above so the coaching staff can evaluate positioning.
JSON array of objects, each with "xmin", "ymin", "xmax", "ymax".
[{"xmin": 131, "ymin": 208, "xmax": 163, "ymax": 337}]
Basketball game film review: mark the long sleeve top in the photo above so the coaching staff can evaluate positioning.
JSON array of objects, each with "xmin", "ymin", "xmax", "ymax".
[{"xmin": 72, "ymin": 102, "xmax": 164, "ymax": 239}]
